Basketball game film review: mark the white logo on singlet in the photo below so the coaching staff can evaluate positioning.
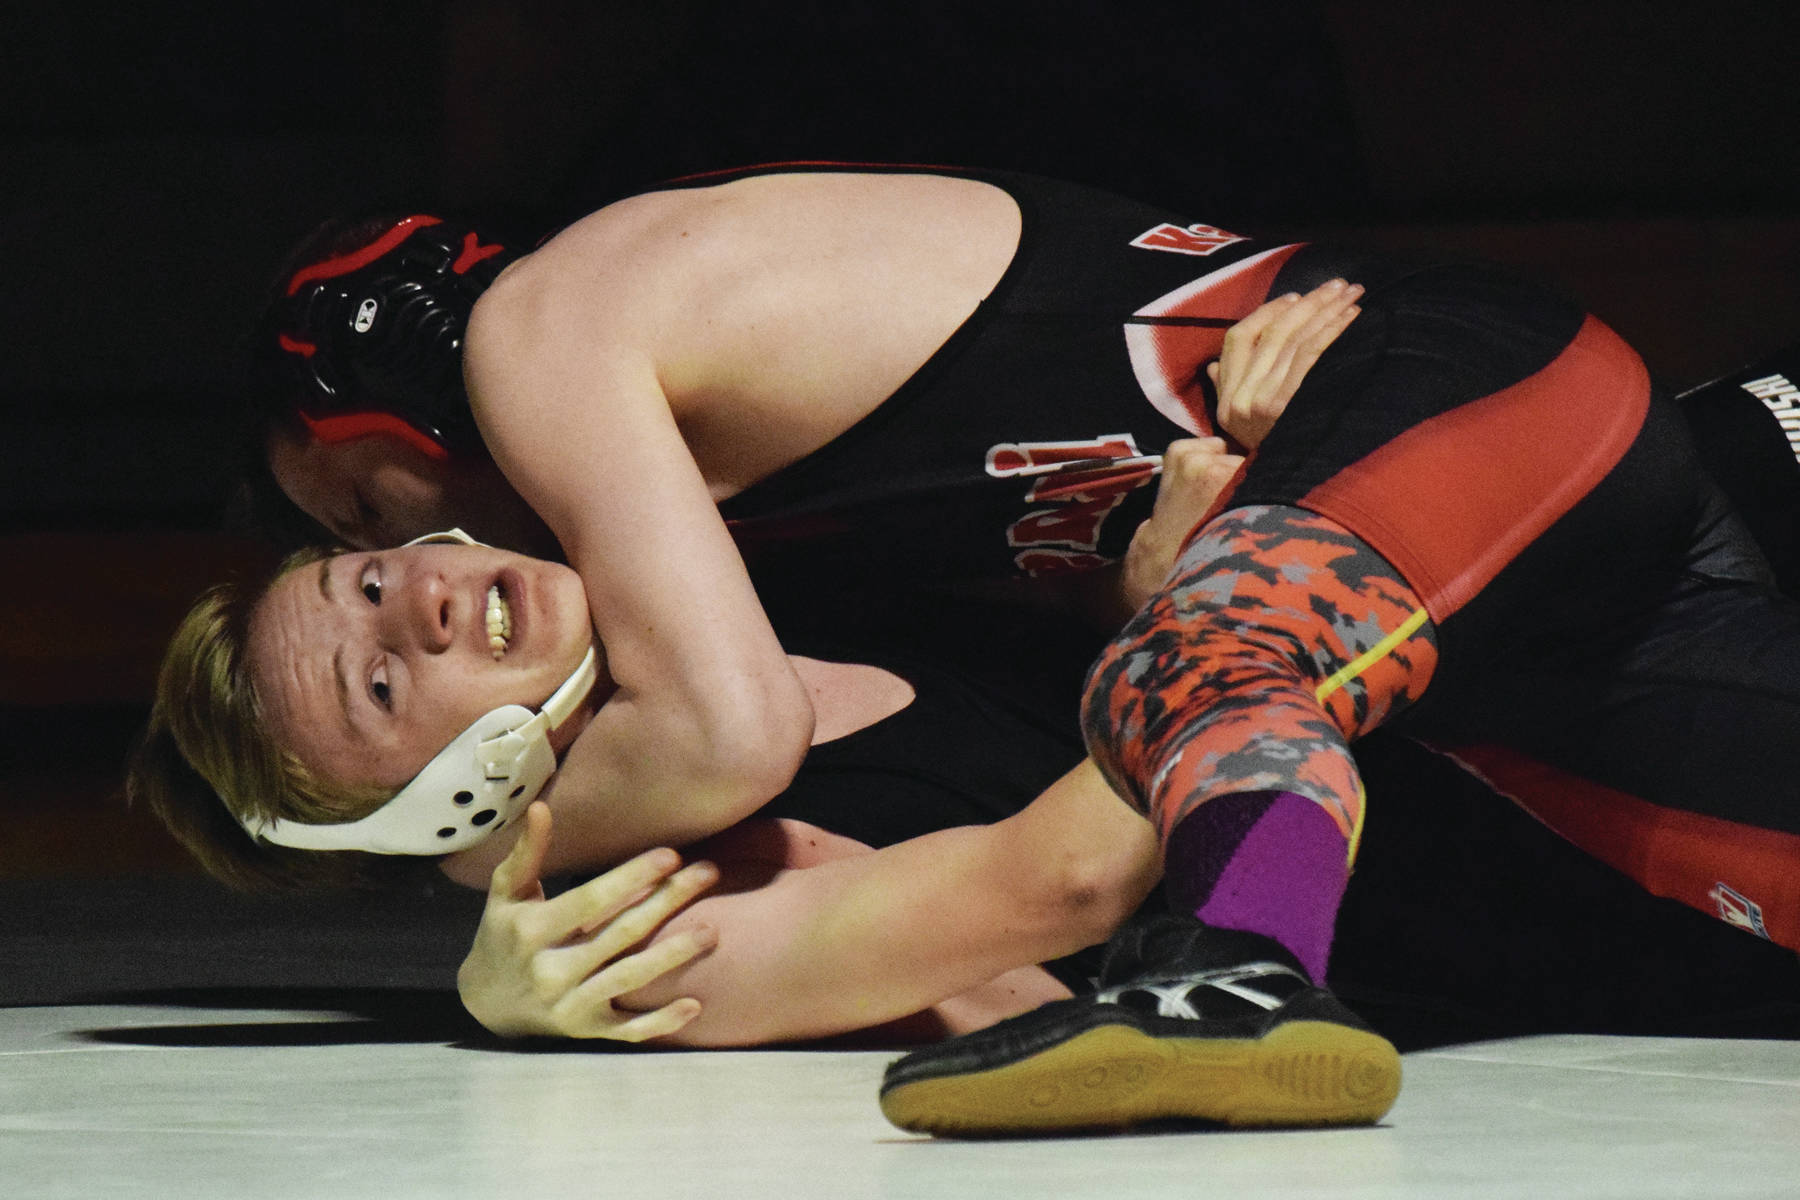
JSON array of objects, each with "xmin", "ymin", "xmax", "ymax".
[
  {"xmin": 1742, "ymin": 373, "xmax": 1800, "ymax": 467},
  {"xmin": 354, "ymin": 298, "xmax": 379, "ymax": 333}
]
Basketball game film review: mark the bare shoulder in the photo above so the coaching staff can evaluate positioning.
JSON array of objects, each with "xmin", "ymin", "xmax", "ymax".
[
  {"xmin": 468, "ymin": 171, "xmax": 1016, "ymax": 341},
  {"xmin": 466, "ymin": 191, "xmax": 709, "ymax": 351},
  {"xmin": 460, "ymin": 170, "xmax": 1021, "ymax": 468}
]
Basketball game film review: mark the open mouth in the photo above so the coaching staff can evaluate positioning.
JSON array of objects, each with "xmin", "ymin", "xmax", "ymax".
[{"xmin": 485, "ymin": 584, "xmax": 513, "ymax": 660}]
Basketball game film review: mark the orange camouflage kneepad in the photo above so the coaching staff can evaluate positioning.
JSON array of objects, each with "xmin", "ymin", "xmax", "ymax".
[{"xmin": 1081, "ymin": 504, "xmax": 1438, "ymax": 848}]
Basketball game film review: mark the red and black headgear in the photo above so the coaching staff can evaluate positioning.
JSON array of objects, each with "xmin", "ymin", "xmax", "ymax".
[{"xmin": 258, "ymin": 215, "xmax": 518, "ymax": 459}]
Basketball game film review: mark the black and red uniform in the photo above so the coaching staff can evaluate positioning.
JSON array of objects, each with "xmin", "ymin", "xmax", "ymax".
[
  {"xmin": 649, "ymin": 165, "xmax": 1800, "ymax": 953},
  {"xmin": 1086, "ymin": 242, "xmax": 1800, "ymax": 953},
  {"xmin": 690, "ymin": 165, "xmax": 1280, "ymax": 586}
]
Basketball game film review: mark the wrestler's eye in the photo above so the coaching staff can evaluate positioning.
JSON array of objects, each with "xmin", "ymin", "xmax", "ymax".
[
  {"xmin": 370, "ymin": 661, "xmax": 392, "ymax": 710},
  {"xmin": 360, "ymin": 561, "xmax": 382, "ymax": 605}
]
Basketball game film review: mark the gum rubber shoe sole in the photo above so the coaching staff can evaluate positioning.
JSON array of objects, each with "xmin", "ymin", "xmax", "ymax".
[{"xmin": 879, "ymin": 1019, "xmax": 1401, "ymax": 1137}]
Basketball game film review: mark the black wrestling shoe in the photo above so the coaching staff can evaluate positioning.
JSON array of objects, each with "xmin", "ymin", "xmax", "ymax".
[{"xmin": 878, "ymin": 916, "xmax": 1400, "ymax": 1137}]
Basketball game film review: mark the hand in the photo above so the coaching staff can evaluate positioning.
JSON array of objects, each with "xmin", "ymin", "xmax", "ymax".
[
  {"xmin": 457, "ymin": 802, "xmax": 720, "ymax": 1040},
  {"xmin": 1121, "ymin": 437, "xmax": 1245, "ymax": 611},
  {"xmin": 1210, "ymin": 279, "xmax": 1363, "ymax": 449}
]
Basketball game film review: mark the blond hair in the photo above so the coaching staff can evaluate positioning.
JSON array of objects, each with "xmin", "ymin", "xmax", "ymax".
[{"xmin": 129, "ymin": 547, "xmax": 432, "ymax": 891}]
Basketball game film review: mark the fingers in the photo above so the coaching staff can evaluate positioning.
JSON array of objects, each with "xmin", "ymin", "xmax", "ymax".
[
  {"xmin": 1213, "ymin": 280, "xmax": 1362, "ymax": 446},
  {"xmin": 1288, "ymin": 297, "xmax": 1361, "ymax": 372},
  {"xmin": 1227, "ymin": 281, "xmax": 1359, "ymax": 398},
  {"xmin": 533, "ymin": 858, "xmax": 720, "ymax": 995},
  {"xmin": 1218, "ymin": 286, "xmax": 1294, "ymax": 352},
  {"xmin": 529, "ymin": 845, "xmax": 681, "ymax": 943},
  {"xmin": 558, "ymin": 927, "xmax": 720, "ymax": 1040},
  {"xmin": 1269, "ymin": 282, "xmax": 1361, "ymax": 377},
  {"xmin": 1156, "ymin": 439, "xmax": 1231, "ymax": 495},
  {"xmin": 489, "ymin": 801, "xmax": 553, "ymax": 903},
  {"xmin": 587, "ymin": 996, "xmax": 703, "ymax": 1043}
]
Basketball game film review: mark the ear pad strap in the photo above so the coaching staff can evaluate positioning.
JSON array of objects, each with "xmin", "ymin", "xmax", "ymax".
[
  {"xmin": 243, "ymin": 646, "xmax": 597, "ymax": 855},
  {"xmin": 243, "ymin": 703, "xmax": 546, "ymax": 854}
]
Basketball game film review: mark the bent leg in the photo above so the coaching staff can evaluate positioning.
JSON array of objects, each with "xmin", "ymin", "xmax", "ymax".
[
  {"xmin": 1081, "ymin": 504, "xmax": 1437, "ymax": 981},
  {"xmin": 1083, "ymin": 503, "xmax": 1438, "ymax": 849},
  {"xmin": 878, "ymin": 505, "xmax": 1424, "ymax": 1137}
]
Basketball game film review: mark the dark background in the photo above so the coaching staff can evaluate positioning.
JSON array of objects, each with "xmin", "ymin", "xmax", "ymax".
[
  {"xmin": 5, "ymin": 1, "xmax": 1800, "ymax": 1038},
  {"xmin": 10, "ymin": 0, "xmax": 1800, "ymax": 537}
]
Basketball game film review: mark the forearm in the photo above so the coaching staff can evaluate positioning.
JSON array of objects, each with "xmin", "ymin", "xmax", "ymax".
[{"xmin": 623, "ymin": 761, "xmax": 1160, "ymax": 1046}]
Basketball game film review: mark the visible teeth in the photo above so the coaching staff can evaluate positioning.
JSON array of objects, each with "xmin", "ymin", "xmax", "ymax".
[{"xmin": 485, "ymin": 585, "xmax": 512, "ymax": 659}]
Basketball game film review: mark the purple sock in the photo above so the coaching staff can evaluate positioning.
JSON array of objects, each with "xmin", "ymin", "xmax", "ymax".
[{"xmin": 1163, "ymin": 791, "xmax": 1350, "ymax": 983}]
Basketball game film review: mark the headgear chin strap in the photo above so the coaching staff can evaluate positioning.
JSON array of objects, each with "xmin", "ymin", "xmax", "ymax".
[{"xmin": 241, "ymin": 529, "xmax": 600, "ymax": 856}]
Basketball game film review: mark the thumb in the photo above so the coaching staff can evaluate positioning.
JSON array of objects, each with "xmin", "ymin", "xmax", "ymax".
[{"xmin": 490, "ymin": 801, "xmax": 552, "ymax": 902}]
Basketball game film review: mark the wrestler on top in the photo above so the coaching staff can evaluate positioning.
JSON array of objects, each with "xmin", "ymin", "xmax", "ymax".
[{"xmin": 243, "ymin": 166, "xmax": 1358, "ymax": 882}]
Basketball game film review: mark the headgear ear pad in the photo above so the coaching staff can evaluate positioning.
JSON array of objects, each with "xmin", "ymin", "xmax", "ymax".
[
  {"xmin": 242, "ymin": 647, "xmax": 598, "ymax": 855},
  {"xmin": 239, "ymin": 528, "xmax": 601, "ymax": 856},
  {"xmin": 261, "ymin": 216, "xmax": 519, "ymax": 455}
]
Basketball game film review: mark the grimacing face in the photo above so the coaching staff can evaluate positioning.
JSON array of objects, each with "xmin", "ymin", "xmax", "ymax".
[{"xmin": 248, "ymin": 540, "xmax": 600, "ymax": 797}]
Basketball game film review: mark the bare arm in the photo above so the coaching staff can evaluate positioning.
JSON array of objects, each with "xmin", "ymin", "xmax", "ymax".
[
  {"xmin": 461, "ymin": 243, "xmax": 814, "ymax": 863},
  {"xmin": 627, "ymin": 759, "xmax": 1159, "ymax": 1046},
  {"xmin": 459, "ymin": 761, "xmax": 1159, "ymax": 1046}
]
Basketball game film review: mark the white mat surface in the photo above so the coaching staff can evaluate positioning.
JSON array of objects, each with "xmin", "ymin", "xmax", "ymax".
[{"xmin": 7, "ymin": 1005, "xmax": 1800, "ymax": 1199}]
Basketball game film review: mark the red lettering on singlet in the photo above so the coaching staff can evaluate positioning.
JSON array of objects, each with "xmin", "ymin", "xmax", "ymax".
[
  {"xmin": 985, "ymin": 436, "xmax": 1141, "ymax": 477},
  {"xmin": 1009, "ymin": 495, "xmax": 1124, "ymax": 551},
  {"xmin": 988, "ymin": 435, "xmax": 1159, "ymax": 570},
  {"xmin": 1023, "ymin": 459, "xmax": 1159, "ymax": 503},
  {"xmin": 1130, "ymin": 222, "xmax": 1248, "ymax": 257}
]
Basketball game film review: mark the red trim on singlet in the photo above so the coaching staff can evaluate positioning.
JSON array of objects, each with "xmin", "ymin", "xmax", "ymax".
[
  {"xmin": 285, "ymin": 215, "xmax": 444, "ymax": 295},
  {"xmin": 1301, "ymin": 315, "xmax": 1650, "ymax": 622},
  {"xmin": 278, "ymin": 333, "xmax": 316, "ymax": 358},
  {"xmin": 300, "ymin": 411, "xmax": 450, "ymax": 461},
  {"xmin": 1124, "ymin": 243, "xmax": 1307, "ymax": 442},
  {"xmin": 1441, "ymin": 743, "xmax": 1800, "ymax": 951}
]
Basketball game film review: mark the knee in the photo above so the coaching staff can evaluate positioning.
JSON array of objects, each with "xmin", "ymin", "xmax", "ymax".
[
  {"xmin": 1078, "ymin": 620, "xmax": 1175, "ymax": 803},
  {"xmin": 1043, "ymin": 827, "xmax": 1160, "ymax": 944}
]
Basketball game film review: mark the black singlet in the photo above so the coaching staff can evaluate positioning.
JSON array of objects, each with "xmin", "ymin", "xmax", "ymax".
[
  {"xmin": 642, "ymin": 164, "xmax": 1283, "ymax": 590},
  {"xmin": 755, "ymin": 593, "xmax": 1093, "ymax": 845}
]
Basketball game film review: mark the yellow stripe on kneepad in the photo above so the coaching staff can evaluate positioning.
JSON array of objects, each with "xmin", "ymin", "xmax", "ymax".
[{"xmin": 1314, "ymin": 606, "xmax": 1431, "ymax": 707}]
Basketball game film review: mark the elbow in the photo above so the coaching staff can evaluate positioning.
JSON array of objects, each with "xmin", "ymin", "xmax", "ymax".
[{"xmin": 690, "ymin": 673, "xmax": 813, "ymax": 813}]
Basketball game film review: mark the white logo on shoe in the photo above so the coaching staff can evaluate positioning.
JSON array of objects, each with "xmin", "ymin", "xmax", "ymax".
[{"xmin": 1096, "ymin": 961, "xmax": 1305, "ymax": 1018}]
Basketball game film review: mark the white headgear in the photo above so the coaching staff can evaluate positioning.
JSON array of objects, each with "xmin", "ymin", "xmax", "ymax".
[{"xmin": 239, "ymin": 529, "xmax": 600, "ymax": 856}]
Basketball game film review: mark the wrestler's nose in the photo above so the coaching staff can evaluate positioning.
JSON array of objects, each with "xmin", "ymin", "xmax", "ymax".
[{"xmin": 387, "ymin": 569, "xmax": 455, "ymax": 653}]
